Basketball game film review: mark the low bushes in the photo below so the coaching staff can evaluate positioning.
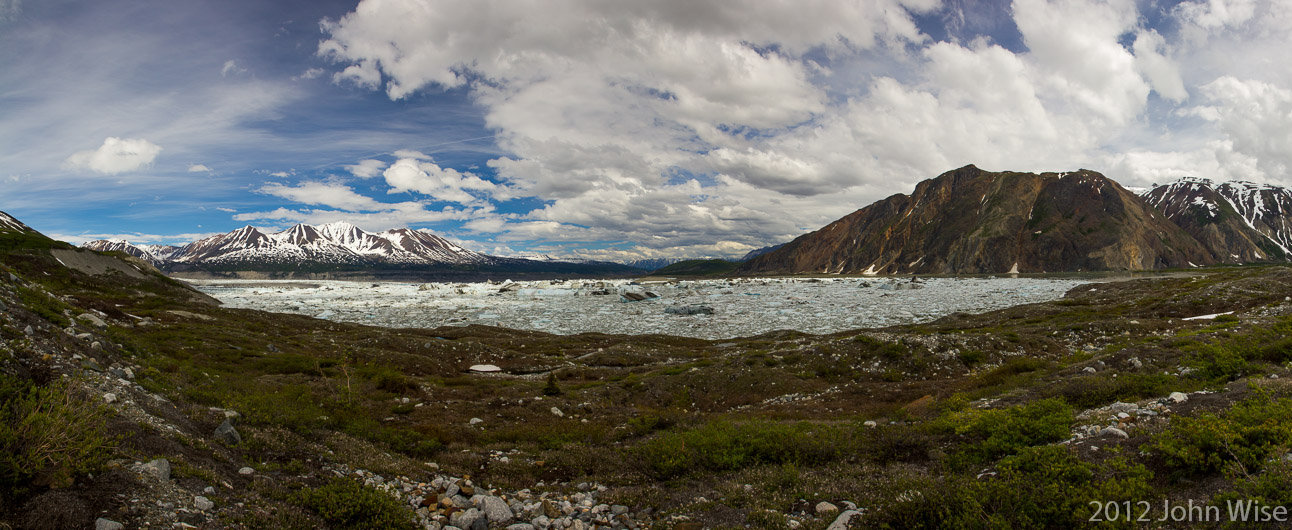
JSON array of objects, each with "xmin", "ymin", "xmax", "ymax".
[
  {"xmin": 868, "ymin": 446, "xmax": 1153, "ymax": 529},
  {"xmin": 934, "ymin": 398, "xmax": 1074, "ymax": 467},
  {"xmin": 0, "ymin": 374, "xmax": 112, "ymax": 491},
  {"xmin": 636, "ymin": 420, "xmax": 849, "ymax": 479},
  {"xmin": 1155, "ymin": 389, "xmax": 1292, "ymax": 476},
  {"xmin": 292, "ymin": 478, "xmax": 417, "ymax": 530}
]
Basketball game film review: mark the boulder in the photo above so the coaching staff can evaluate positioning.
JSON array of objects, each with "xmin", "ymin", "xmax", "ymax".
[
  {"xmin": 96, "ymin": 519, "xmax": 124, "ymax": 530},
  {"xmin": 214, "ymin": 419, "xmax": 242, "ymax": 445},
  {"xmin": 77, "ymin": 313, "xmax": 107, "ymax": 327},
  {"xmin": 477, "ymin": 495, "xmax": 514, "ymax": 524},
  {"xmin": 194, "ymin": 495, "xmax": 215, "ymax": 511},
  {"xmin": 825, "ymin": 510, "xmax": 860, "ymax": 530},
  {"xmin": 137, "ymin": 458, "xmax": 170, "ymax": 481},
  {"xmin": 1099, "ymin": 427, "xmax": 1129, "ymax": 439}
]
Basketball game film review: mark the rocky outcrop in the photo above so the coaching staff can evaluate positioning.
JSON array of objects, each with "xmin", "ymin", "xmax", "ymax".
[{"xmin": 741, "ymin": 165, "xmax": 1213, "ymax": 275}]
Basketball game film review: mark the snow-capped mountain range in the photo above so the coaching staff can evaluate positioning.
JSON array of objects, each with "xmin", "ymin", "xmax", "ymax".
[
  {"xmin": 82, "ymin": 222, "xmax": 634, "ymax": 275},
  {"xmin": 1141, "ymin": 177, "xmax": 1292, "ymax": 263}
]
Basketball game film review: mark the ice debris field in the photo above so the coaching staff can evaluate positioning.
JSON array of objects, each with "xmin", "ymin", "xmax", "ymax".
[{"xmin": 187, "ymin": 277, "xmax": 1089, "ymax": 340}]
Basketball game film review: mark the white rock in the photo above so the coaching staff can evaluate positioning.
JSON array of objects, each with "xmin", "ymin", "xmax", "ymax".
[
  {"xmin": 815, "ymin": 501, "xmax": 838, "ymax": 515},
  {"xmin": 1168, "ymin": 392, "xmax": 1188, "ymax": 404},
  {"xmin": 1099, "ymin": 427, "xmax": 1129, "ymax": 439},
  {"xmin": 1082, "ymin": 366, "xmax": 1097, "ymax": 373},
  {"xmin": 469, "ymin": 417, "xmax": 484, "ymax": 425},
  {"xmin": 194, "ymin": 495, "xmax": 214, "ymax": 511},
  {"xmin": 863, "ymin": 420, "xmax": 877, "ymax": 428},
  {"xmin": 825, "ymin": 510, "xmax": 860, "ymax": 530},
  {"xmin": 238, "ymin": 466, "xmax": 254, "ymax": 475},
  {"xmin": 95, "ymin": 518, "xmax": 124, "ymax": 530},
  {"xmin": 469, "ymin": 364, "xmax": 502, "ymax": 373},
  {"xmin": 550, "ymin": 407, "xmax": 564, "ymax": 418},
  {"xmin": 103, "ymin": 393, "xmax": 117, "ymax": 404}
]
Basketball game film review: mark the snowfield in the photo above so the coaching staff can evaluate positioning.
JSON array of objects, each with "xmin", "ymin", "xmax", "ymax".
[{"xmin": 186, "ymin": 276, "xmax": 1089, "ymax": 340}]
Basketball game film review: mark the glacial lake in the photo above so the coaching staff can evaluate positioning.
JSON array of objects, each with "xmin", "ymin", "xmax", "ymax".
[{"xmin": 185, "ymin": 276, "xmax": 1095, "ymax": 340}]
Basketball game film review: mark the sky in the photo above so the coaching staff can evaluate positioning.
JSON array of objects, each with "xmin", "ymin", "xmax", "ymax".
[{"xmin": 2, "ymin": 0, "xmax": 1291, "ymax": 262}]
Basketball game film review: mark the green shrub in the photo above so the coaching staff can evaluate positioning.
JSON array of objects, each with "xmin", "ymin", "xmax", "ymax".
[
  {"xmin": 362, "ymin": 366, "xmax": 414, "ymax": 394},
  {"xmin": 1188, "ymin": 344, "xmax": 1254, "ymax": 382},
  {"xmin": 868, "ymin": 446, "xmax": 1153, "ymax": 529},
  {"xmin": 936, "ymin": 398, "xmax": 1074, "ymax": 467},
  {"xmin": 957, "ymin": 349, "xmax": 986, "ymax": 367},
  {"xmin": 1212, "ymin": 458, "xmax": 1292, "ymax": 522},
  {"xmin": 292, "ymin": 478, "xmax": 417, "ymax": 530},
  {"xmin": 0, "ymin": 374, "xmax": 113, "ymax": 490},
  {"xmin": 543, "ymin": 372, "xmax": 562, "ymax": 396},
  {"xmin": 1155, "ymin": 389, "xmax": 1292, "ymax": 476}
]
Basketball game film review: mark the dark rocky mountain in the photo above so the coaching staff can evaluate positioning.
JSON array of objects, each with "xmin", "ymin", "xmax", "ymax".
[
  {"xmin": 740, "ymin": 165, "xmax": 1215, "ymax": 275},
  {"xmin": 83, "ymin": 222, "xmax": 640, "ymax": 278},
  {"xmin": 1142, "ymin": 178, "xmax": 1292, "ymax": 263}
]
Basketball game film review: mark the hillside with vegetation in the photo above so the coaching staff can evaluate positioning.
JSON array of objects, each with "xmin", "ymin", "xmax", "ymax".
[{"xmin": 6, "ymin": 212, "xmax": 1292, "ymax": 529}]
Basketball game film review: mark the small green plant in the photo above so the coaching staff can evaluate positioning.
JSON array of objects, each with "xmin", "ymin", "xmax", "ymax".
[
  {"xmin": 292, "ymin": 478, "xmax": 418, "ymax": 530},
  {"xmin": 543, "ymin": 372, "xmax": 562, "ymax": 396}
]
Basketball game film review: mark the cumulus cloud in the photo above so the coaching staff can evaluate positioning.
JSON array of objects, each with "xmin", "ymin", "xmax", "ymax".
[
  {"xmin": 187, "ymin": 164, "xmax": 212, "ymax": 172},
  {"xmin": 1188, "ymin": 76, "xmax": 1292, "ymax": 180},
  {"xmin": 344, "ymin": 158, "xmax": 386, "ymax": 178},
  {"xmin": 256, "ymin": 181, "xmax": 389, "ymax": 211},
  {"xmin": 65, "ymin": 137, "xmax": 162, "ymax": 174},
  {"xmin": 383, "ymin": 157, "xmax": 498, "ymax": 204},
  {"xmin": 312, "ymin": 0, "xmax": 1292, "ymax": 257}
]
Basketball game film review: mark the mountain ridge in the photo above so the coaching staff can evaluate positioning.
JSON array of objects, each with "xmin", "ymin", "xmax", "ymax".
[
  {"xmin": 83, "ymin": 223, "xmax": 640, "ymax": 278},
  {"xmin": 739, "ymin": 165, "xmax": 1221, "ymax": 275}
]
